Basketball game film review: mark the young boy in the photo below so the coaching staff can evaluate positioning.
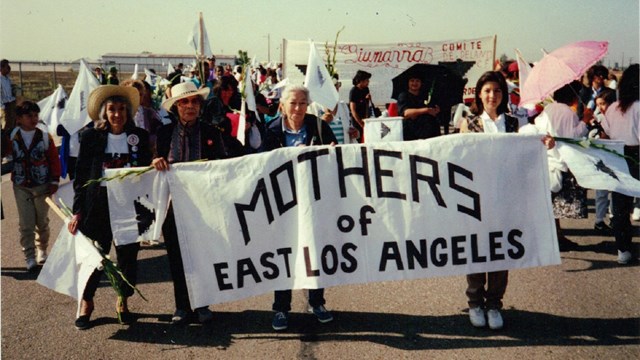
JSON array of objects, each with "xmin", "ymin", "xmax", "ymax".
[{"xmin": 7, "ymin": 101, "xmax": 60, "ymax": 271}]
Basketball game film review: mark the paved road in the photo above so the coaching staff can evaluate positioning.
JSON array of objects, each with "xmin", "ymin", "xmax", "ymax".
[{"xmin": 1, "ymin": 173, "xmax": 639, "ymax": 359}]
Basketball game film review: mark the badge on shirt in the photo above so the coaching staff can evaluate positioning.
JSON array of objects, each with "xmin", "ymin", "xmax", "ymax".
[{"xmin": 127, "ymin": 134, "xmax": 139, "ymax": 146}]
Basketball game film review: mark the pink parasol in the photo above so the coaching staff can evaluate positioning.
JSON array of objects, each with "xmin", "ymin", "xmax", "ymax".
[{"xmin": 519, "ymin": 41, "xmax": 608, "ymax": 105}]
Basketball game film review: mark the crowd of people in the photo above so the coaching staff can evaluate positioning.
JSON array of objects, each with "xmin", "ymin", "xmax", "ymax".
[{"xmin": 1, "ymin": 55, "xmax": 638, "ymax": 332}]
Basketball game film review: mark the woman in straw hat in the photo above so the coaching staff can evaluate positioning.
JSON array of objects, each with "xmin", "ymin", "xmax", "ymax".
[
  {"xmin": 151, "ymin": 81, "xmax": 243, "ymax": 325},
  {"xmin": 68, "ymin": 85, "xmax": 153, "ymax": 330}
]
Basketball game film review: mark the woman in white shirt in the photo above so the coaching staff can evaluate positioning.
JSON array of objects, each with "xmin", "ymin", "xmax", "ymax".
[
  {"xmin": 460, "ymin": 71, "xmax": 554, "ymax": 331},
  {"xmin": 601, "ymin": 64, "xmax": 639, "ymax": 264}
]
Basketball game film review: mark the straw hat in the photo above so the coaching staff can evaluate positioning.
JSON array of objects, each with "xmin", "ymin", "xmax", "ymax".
[
  {"xmin": 88, "ymin": 85, "xmax": 140, "ymax": 121},
  {"xmin": 161, "ymin": 82, "xmax": 210, "ymax": 111}
]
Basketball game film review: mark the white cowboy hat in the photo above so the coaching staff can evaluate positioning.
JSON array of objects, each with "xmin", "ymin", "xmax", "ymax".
[
  {"xmin": 162, "ymin": 82, "xmax": 210, "ymax": 111},
  {"xmin": 88, "ymin": 85, "xmax": 140, "ymax": 121}
]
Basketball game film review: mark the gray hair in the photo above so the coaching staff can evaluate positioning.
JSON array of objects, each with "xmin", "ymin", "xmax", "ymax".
[{"xmin": 280, "ymin": 85, "xmax": 312, "ymax": 105}]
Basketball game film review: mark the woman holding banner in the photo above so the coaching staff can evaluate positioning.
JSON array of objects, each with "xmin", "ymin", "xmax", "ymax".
[
  {"xmin": 68, "ymin": 85, "xmax": 152, "ymax": 330},
  {"xmin": 262, "ymin": 85, "xmax": 336, "ymax": 331},
  {"xmin": 460, "ymin": 71, "xmax": 554, "ymax": 330},
  {"xmin": 151, "ymin": 82, "xmax": 243, "ymax": 325}
]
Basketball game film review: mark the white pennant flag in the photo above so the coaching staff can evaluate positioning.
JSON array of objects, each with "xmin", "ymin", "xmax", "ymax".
[
  {"xmin": 144, "ymin": 68, "xmax": 159, "ymax": 88},
  {"xmin": 131, "ymin": 64, "xmax": 140, "ymax": 80},
  {"xmin": 106, "ymin": 168, "xmax": 170, "ymax": 245},
  {"xmin": 166, "ymin": 62, "xmax": 175, "ymax": 77},
  {"xmin": 364, "ymin": 116, "xmax": 404, "ymax": 143},
  {"xmin": 37, "ymin": 84, "xmax": 68, "ymax": 135},
  {"xmin": 37, "ymin": 221, "xmax": 104, "ymax": 316},
  {"xmin": 187, "ymin": 13, "xmax": 213, "ymax": 58},
  {"xmin": 304, "ymin": 41, "xmax": 339, "ymax": 110},
  {"xmin": 58, "ymin": 60, "xmax": 100, "ymax": 135},
  {"xmin": 557, "ymin": 140, "xmax": 640, "ymax": 197},
  {"xmin": 515, "ymin": 49, "xmax": 532, "ymax": 105}
]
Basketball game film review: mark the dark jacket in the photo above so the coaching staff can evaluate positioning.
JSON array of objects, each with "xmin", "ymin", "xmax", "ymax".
[
  {"xmin": 155, "ymin": 120, "xmax": 244, "ymax": 162},
  {"xmin": 73, "ymin": 124, "xmax": 152, "ymax": 222},
  {"xmin": 262, "ymin": 114, "xmax": 337, "ymax": 151}
]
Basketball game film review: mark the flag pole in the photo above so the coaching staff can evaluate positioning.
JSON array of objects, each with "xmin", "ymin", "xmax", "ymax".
[{"xmin": 198, "ymin": 12, "xmax": 205, "ymax": 86}]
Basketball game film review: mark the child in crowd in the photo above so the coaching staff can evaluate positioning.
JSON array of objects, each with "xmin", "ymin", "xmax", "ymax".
[{"xmin": 6, "ymin": 101, "xmax": 60, "ymax": 270}]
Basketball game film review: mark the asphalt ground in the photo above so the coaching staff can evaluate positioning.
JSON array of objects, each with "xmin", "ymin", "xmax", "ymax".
[{"xmin": 1, "ymin": 173, "xmax": 639, "ymax": 359}]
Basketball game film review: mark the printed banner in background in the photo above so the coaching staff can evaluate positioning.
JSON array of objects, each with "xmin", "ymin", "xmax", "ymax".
[
  {"xmin": 364, "ymin": 117, "xmax": 404, "ymax": 143},
  {"xmin": 284, "ymin": 36, "xmax": 496, "ymax": 104},
  {"xmin": 154, "ymin": 134, "xmax": 559, "ymax": 308}
]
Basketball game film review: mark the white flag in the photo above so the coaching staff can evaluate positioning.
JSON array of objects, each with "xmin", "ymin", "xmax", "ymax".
[
  {"xmin": 166, "ymin": 62, "xmax": 175, "ymax": 77},
  {"xmin": 515, "ymin": 49, "xmax": 532, "ymax": 105},
  {"xmin": 58, "ymin": 60, "xmax": 101, "ymax": 135},
  {"xmin": 37, "ymin": 221, "xmax": 104, "ymax": 316},
  {"xmin": 364, "ymin": 116, "xmax": 404, "ymax": 143},
  {"xmin": 557, "ymin": 140, "xmax": 640, "ymax": 197},
  {"xmin": 106, "ymin": 168, "xmax": 169, "ymax": 245},
  {"xmin": 243, "ymin": 66, "xmax": 256, "ymax": 112},
  {"xmin": 144, "ymin": 68, "xmax": 159, "ymax": 88},
  {"xmin": 187, "ymin": 13, "xmax": 213, "ymax": 58},
  {"xmin": 304, "ymin": 42, "xmax": 339, "ymax": 110},
  {"xmin": 37, "ymin": 84, "xmax": 68, "ymax": 135},
  {"xmin": 131, "ymin": 64, "xmax": 140, "ymax": 80}
]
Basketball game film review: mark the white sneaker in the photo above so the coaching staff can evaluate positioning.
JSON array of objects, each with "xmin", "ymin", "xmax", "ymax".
[
  {"xmin": 468, "ymin": 307, "xmax": 486, "ymax": 327},
  {"xmin": 617, "ymin": 250, "xmax": 633, "ymax": 265},
  {"xmin": 26, "ymin": 258, "xmax": 37, "ymax": 271},
  {"xmin": 487, "ymin": 309, "xmax": 504, "ymax": 330},
  {"xmin": 36, "ymin": 249, "xmax": 47, "ymax": 264},
  {"xmin": 632, "ymin": 208, "xmax": 640, "ymax": 221}
]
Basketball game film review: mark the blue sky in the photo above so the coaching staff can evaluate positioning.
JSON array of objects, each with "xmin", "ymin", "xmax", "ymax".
[{"xmin": 1, "ymin": 0, "xmax": 638, "ymax": 67}]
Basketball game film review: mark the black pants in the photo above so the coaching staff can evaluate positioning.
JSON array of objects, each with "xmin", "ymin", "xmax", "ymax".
[
  {"xmin": 273, "ymin": 289, "xmax": 325, "ymax": 313},
  {"xmin": 611, "ymin": 146, "xmax": 639, "ymax": 253},
  {"xmin": 81, "ymin": 187, "xmax": 140, "ymax": 301},
  {"xmin": 162, "ymin": 205, "xmax": 193, "ymax": 312}
]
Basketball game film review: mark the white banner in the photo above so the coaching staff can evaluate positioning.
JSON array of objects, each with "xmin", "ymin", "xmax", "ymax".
[
  {"xmin": 105, "ymin": 169, "xmax": 169, "ymax": 245},
  {"xmin": 364, "ymin": 117, "xmax": 404, "ymax": 143},
  {"xmin": 157, "ymin": 134, "xmax": 559, "ymax": 308},
  {"xmin": 284, "ymin": 36, "xmax": 496, "ymax": 104}
]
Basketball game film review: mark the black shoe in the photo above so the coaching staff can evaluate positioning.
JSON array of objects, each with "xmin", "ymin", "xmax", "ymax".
[
  {"xmin": 75, "ymin": 315, "xmax": 92, "ymax": 330},
  {"xmin": 558, "ymin": 237, "xmax": 579, "ymax": 252},
  {"xmin": 117, "ymin": 311, "xmax": 135, "ymax": 325},
  {"xmin": 594, "ymin": 221, "xmax": 611, "ymax": 232}
]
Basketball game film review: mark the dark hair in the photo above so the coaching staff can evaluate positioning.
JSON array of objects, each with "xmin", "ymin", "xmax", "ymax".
[
  {"xmin": 595, "ymin": 87, "xmax": 616, "ymax": 106},
  {"xmin": 96, "ymin": 95, "xmax": 135, "ymax": 131},
  {"xmin": 0, "ymin": 59, "xmax": 9, "ymax": 67},
  {"xmin": 17, "ymin": 101, "xmax": 40, "ymax": 116},
  {"xmin": 352, "ymin": 70, "xmax": 372, "ymax": 86},
  {"xmin": 586, "ymin": 65, "xmax": 608, "ymax": 85},
  {"xmin": 553, "ymin": 80, "xmax": 582, "ymax": 105},
  {"xmin": 471, "ymin": 71, "xmax": 509, "ymax": 116},
  {"xmin": 617, "ymin": 63, "xmax": 639, "ymax": 114}
]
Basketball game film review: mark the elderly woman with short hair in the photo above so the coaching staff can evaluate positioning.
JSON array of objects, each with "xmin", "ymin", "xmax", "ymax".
[
  {"xmin": 262, "ymin": 84, "xmax": 337, "ymax": 331},
  {"xmin": 68, "ymin": 85, "xmax": 152, "ymax": 330}
]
